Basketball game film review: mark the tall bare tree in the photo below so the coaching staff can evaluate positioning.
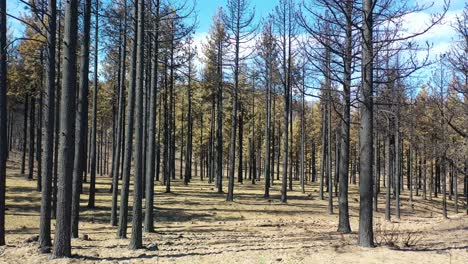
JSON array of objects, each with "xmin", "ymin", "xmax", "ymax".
[
  {"xmin": 273, "ymin": 0, "xmax": 296, "ymax": 203},
  {"xmin": 144, "ymin": 0, "xmax": 158, "ymax": 233},
  {"xmin": 52, "ymin": 0, "xmax": 79, "ymax": 257},
  {"xmin": 358, "ymin": 0, "xmax": 374, "ymax": 247},
  {"xmin": 0, "ymin": 0, "xmax": 7, "ymax": 248},
  {"xmin": 88, "ymin": 0, "xmax": 99, "ymax": 209},
  {"xmin": 117, "ymin": 0, "xmax": 138, "ymax": 239},
  {"xmin": 223, "ymin": 0, "xmax": 256, "ymax": 202},
  {"xmin": 129, "ymin": 0, "xmax": 144, "ymax": 250},
  {"xmin": 71, "ymin": 0, "xmax": 92, "ymax": 239}
]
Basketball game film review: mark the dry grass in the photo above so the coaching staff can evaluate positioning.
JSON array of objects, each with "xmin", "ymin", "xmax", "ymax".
[{"xmin": 0, "ymin": 151, "xmax": 467, "ymax": 263}]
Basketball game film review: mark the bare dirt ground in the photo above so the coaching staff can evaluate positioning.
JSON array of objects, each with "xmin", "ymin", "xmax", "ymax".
[{"xmin": 0, "ymin": 153, "xmax": 467, "ymax": 263}]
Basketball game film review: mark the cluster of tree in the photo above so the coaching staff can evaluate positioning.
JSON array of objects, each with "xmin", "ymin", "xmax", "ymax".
[{"xmin": 0, "ymin": 0, "xmax": 466, "ymax": 258}]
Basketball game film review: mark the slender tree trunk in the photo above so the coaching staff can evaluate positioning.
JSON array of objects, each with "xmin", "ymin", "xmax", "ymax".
[
  {"xmin": 358, "ymin": 0, "xmax": 375, "ymax": 247},
  {"xmin": 180, "ymin": 100, "xmax": 185, "ymax": 180},
  {"xmin": 208, "ymin": 89, "xmax": 215, "ymax": 184},
  {"xmin": 423, "ymin": 156, "xmax": 427, "ymax": 200},
  {"xmin": 337, "ymin": 0, "xmax": 353, "ymax": 233},
  {"xmin": 39, "ymin": 0, "xmax": 57, "ymax": 249},
  {"xmin": 216, "ymin": 38, "xmax": 223, "ymax": 194},
  {"xmin": 238, "ymin": 112, "xmax": 244, "ymax": 184},
  {"xmin": 408, "ymin": 146, "xmax": 413, "ymax": 211},
  {"xmin": 0, "ymin": 0, "xmax": 8, "ymax": 246},
  {"xmin": 385, "ymin": 133, "xmax": 391, "ymax": 221},
  {"xmin": 300, "ymin": 68, "xmax": 305, "ymax": 194},
  {"xmin": 144, "ymin": 0, "xmax": 158, "ymax": 233},
  {"xmin": 162, "ymin": 56, "xmax": 169, "ymax": 187},
  {"xmin": 264, "ymin": 65, "xmax": 272, "ymax": 198},
  {"xmin": 271, "ymin": 94, "xmax": 276, "ymax": 186},
  {"xmin": 373, "ymin": 128, "xmax": 379, "ymax": 212},
  {"xmin": 289, "ymin": 90, "xmax": 293, "ymax": 192},
  {"xmin": 36, "ymin": 91, "xmax": 43, "ymax": 191},
  {"xmin": 28, "ymin": 96, "xmax": 36, "ymax": 180},
  {"xmin": 7, "ymin": 112, "xmax": 12, "ymax": 154},
  {"xmin": 184, "ymin": 78, "xmax": 193, "ymax": 185},
  {"xmin": 454, "ymin": 165, "xmax": 458, "ymax": 214},
  {"xmin": 320, "ymin": 104, "xmax": 326, "ymax": 200},
  {"xmin": 184, "ymin": 46, "xmax": 194, "ymax": 185},
  {"xmin": 395, "ymin": 118, "xmax": 400, "ymax": 219},
  {"xmin": 280, "ymin": 3, "xmax": 292, "ymax": 202},
  {"xmin": 449, "ymin": 164, "xmax": 453, "ymax": 200},
  {"xmin": 327, "ymin": 84, "xmax": 333, "ymax": 215},
  {"xmin": 464, "ymin": 159, "xmax": 467, "ymax": 215},
  {"xmin": 226, "ymin": 14, "xmax": 242, "ymax": 201},
  {"xmin": 167, "ymin": 18, "xmax": 176, "ymax": 192},
  {"xmin": 281, "ymin": 66, "xmax": 289, "ymax": 203},
  {"xmin": 325, "ymin": 38, "xmax": 333, "ymax": 212},
  {"xmin": 334, "ymin": 131, "xmax": 340, "ymax": 197},
  {"xmin": 71, "ymin": 0, "xmax": 91, "ymax": 238},
  {"xmin": 129, "ymin": 0, "xmax": 145, "ymax": 249},
  {"xmin": 155, "ymin": 85, "xmax": 162, "ymax": 183},
  {"xmin": 52, "ymin": 0, "xmax": 79, "ymax": 256},
  {"xmin": 430, "ymin": 159, "xmax": 433, "ymax": 200},
  {"xmin": 110, "ymin": 11, "xmax": 126, "ymax": 226},
  {"xmin": 276, "ymin": 129, "xmax": 281, "ymax": 182},
  {"xmin": 117, "ymin": 0, "xmax": 138, "ymax": 238},
  {"xmin": 21, "ymin": 94, "xmax": 29, "ymax": 175},
  {"xmin": 52, "ymin": 8, "xmax": 62, "ymax": 219},
  {"xmin": 88, "ymin": 0, "xmax": 99, "ymax": 209},
  {"xmin": 442, "ymin": 157, "xmax": 447, "ymax": 218}
]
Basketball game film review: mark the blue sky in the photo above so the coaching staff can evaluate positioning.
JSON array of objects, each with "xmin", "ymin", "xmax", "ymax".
[
  {"xmin": 7, "ymin": 0, "xmax": 465, "ymax": 46},
  {"xmin": 5, "ymin": 0, "xmax": 467, "ymax": 77},
  {"xmin": 197, "ymin": 0, "xmax": 279, "ymax": 32},
  {"xmin": 6, "ymin": 0, "xmax": 279, "ymax": 35}
]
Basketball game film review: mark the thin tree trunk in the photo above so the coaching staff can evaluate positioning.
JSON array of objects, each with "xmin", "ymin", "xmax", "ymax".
[
  {"xmin": 395, "ymin": 118, "xmax": 400, "ymax": 219},
  {"xmin": 71, "ymin": 0, "xmax": 91, "ymax": 238},
  {"xmin": 216, "ymin": 36, "xmax": 223, "ymax": 194},
  {"xmin": 52, "ymin": 8, "xmax": 62, "ymax": 219},
  {"xmin": 88, "ymin": 0, "xmax": 99, "ymax": 209},
  {"xmin": 423, "ymin": 156, "xmax": 427, "ymax": 200},
  {"xmin": 28, "ymin": 96, "xmax": 36, "ymax": 181},
  {"xmin": 117, "ymin": 0, "xmax": 138, "ymax": 238},
  {"xmin": 442, "ymin": 158, "xmax": 447, "ymax": 218},
  {"xmin": 0, "ymin": 0, "xmax": 8, "ymax": 246},
  {"xmin": 385, "ymin": 133, "xmax": 391, "ymax": 221},
  {"xmin": 358, "ymin": 0, "xmax": 375, "ymax": 247},
  {"xmin": 337, "ymin": 0, "xmax": 353, "ymax": 233},
  {"xmin": 327, "ymin": 84, "xmax": 333, "ymax": 215},
  {"xmin": 320, "ymin": 103, "xmax": 326, "ymax": 200},
  {"xmin": 184, "ymin": 77, "xmax": 193, "ymax": 185},
  {"xmin": 300, "ymin": 67, "xmax": 305, "ymax": 194},
  {"xmin": 38, "ymin": 0, "xmax": 57, "ymax": 244},
  {"xmin": 36, "ymin": 90, "xmax": 43, "ymax": 191},
  {"xmin": 52, "ymin": 0, "xmax": 79, "ymax": 256},
  {"xmin": 264, "ymin": 63, "xmax": 272, "ymax": 198},
  {"xmin": 454, "ymin": 165, "xmax": 458, "ymax": 214},
  {"xmin": 129, "ymin": 0, "xmax": 145, "ymax": 249},
  {"xmin": 21, "ymin": 94, "xmax": 29, "ymax": 175},
  {"xmin": 144, "ymin": 0, "xmax": 158, "ymax": 233},
  {"xmin": 409, "ymin": 146, "xmax": 413, "ymax": 211},
  {"xmin": 238, "ymin": 112, "xmax": 244, "ymax": 184}
]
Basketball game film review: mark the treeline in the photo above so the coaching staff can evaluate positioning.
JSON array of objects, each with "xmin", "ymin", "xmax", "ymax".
[{"xmin": 0, "ymin": 0, "xmax": 467, "ymax": 259}]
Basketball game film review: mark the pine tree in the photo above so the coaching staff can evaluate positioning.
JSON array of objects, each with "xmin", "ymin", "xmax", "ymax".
[
  {"xmin": 129, "ymin": 0, "xmax": 145, "ymax": 250},
  {"xmin": 52, "ymin": 0, "xmax": 79, "ymax": 257},
  {"xmin": 71, "ymin": 0, "xmax": 92, "ymax": 238},
  {"xmin": 0, "ymin": 0, "xmax": 7, "ymax": 247}
]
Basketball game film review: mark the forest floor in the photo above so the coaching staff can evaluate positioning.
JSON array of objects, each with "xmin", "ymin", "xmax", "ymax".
[{"xmin": 0, "ymin": 153, "xmax": 467, "ymax": 264}]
